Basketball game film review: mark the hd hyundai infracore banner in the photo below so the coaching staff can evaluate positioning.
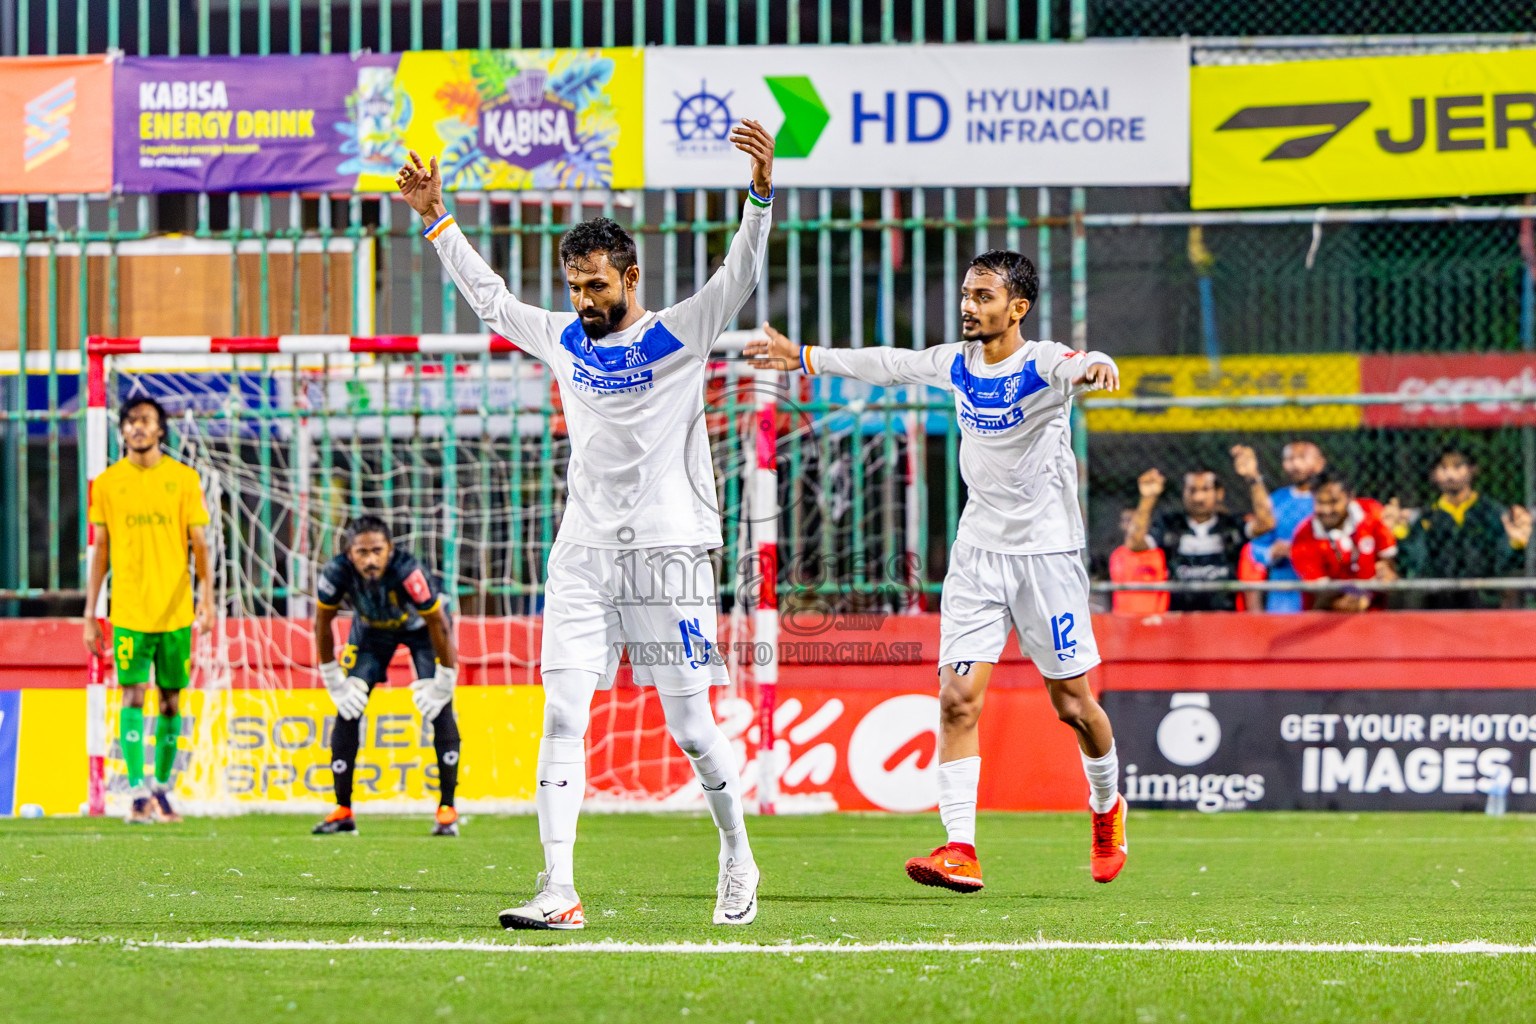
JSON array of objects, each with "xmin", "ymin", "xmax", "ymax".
[{"xmin": 1193, "ymin": 48, "xmax": 1536, "ymax": 208}]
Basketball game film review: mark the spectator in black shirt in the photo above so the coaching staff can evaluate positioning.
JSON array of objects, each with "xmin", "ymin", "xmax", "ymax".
[{"xmin": 1125, "ymin": 446, "xmax": 1277, "ymax": 611}]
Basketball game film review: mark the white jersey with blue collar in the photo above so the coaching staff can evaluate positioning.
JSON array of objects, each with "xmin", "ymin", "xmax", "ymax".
[
  {"xmin": 426, "ymin": 197, "xmax": 772, "ymax": 550},
  {"xmin": 810, "ymin": 338, "xmax": 1114, "ymax": 556}
]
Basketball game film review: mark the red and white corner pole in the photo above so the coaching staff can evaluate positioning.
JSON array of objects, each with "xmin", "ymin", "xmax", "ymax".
[
  {"xmin": 84, "ymin": 345, "xmax": 109, "ymax": 815},
  {"xmin": 751, "ymin": 365, "xmax": 780, "ymax": 815}
]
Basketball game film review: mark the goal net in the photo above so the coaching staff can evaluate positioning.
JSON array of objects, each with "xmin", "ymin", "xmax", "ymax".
[{"xmin": 84, "ymin": 334, "xmax": 780, "ymax": 816}]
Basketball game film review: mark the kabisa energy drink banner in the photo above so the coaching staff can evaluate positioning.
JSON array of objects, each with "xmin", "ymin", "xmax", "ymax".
[{"xmin": 113, "ymin": 50, "xmax": 642, "ymax": 193}]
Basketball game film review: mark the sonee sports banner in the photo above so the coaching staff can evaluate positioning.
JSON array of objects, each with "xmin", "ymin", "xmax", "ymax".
[{"xmin": 1193, "ymin": 48, "xmax": 1536, "ymax": 208}]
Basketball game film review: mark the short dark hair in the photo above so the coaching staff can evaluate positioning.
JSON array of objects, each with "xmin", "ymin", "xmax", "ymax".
[
  {"xmin": 119, "ymin": 396, "xmax": 168, "ymax": 436},
  {"xmin": 1436, "ymin": 448, "xmax": 1472, "ymax": 468},
  {"xmin": 1309, "ymin": 467, "xmax": 1354, "ymax": 494},
  {"xmin": 559, "ymin": 217, "xmax": 638, "ymax": 276},
  {"xmin": 967, "ymin": 249, "xmax": 1039, "ymax": 306},
  {"xmin": 344, "ymin": 514, "xmax": 392, "ymax": 549},
  {"xmin": 1184, "ymin": 468, "xmax": 1222, "ymax": 488}
]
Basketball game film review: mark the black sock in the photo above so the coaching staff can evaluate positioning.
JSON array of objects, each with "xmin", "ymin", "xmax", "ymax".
[
  {"xmin": 330, "ymin": 715, "xmax": 361, "ymax": 808},
  {"xmin": 432, "ymin": 704, "xmax": 461, "ymax": 807}
]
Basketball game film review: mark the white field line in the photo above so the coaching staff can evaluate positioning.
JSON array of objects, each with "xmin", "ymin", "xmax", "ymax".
[{"xmin": 1, "ymin": 937, "xmax": 1534, "ymax": 956}]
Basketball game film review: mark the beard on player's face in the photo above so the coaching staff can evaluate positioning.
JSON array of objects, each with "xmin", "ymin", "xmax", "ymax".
[{"xmin": 578, "ymin": 295, "xmax": 629, "ymax": 340}]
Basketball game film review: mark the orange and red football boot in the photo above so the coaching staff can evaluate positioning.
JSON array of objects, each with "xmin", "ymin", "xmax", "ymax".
[
  {"xmin": 1090, "ymin": 794, "xmax": 1128, "ymax": 883},
  {"xmin": 905, "ymin": 842, "xmax": 984, "ymax": 893}
]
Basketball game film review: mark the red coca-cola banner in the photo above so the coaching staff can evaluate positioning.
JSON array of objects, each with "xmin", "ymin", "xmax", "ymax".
[{"xmin": 1359, "ymin": 353, "xmax": 1536, "ymax": 428}]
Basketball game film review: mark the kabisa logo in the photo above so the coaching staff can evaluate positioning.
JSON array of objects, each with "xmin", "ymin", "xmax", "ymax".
[
  {"xmin": 1050, "ymin": 612, "xmax": 1076, "ymax": 662},
  {"xmin": 480, "ymin": 68, "xmax": 580, "ymax": 168},
  {"xmin": 1217, "ymin": 93, "xmax": 1536, "ymax": 161},
  {"xmin": 24, "ymin": 77, "xmax": 76, "ymax": 173},
  {"xmin": 1156, "ymin": 692, "xmax": 1221, "ymax": 767}
]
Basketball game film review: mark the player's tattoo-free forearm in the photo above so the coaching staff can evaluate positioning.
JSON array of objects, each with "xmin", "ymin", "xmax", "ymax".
[
  {"xmin": 425, "ymin": 607, "xmax": 458, "ymax": 669},
  {"xmin": 313, "ymin": 607, "xmax": 337, "ymax": 664}
]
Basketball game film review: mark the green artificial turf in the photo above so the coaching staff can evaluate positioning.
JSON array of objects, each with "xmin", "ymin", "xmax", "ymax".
[{"xmin": 2, "ymin": 810, "xmax": 1534, "ymax": 1022}]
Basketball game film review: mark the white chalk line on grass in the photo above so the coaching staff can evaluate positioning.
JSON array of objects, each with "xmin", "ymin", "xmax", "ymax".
[{"xmin": 1, "ymin": 937, "xmax": 1534, "ymax": 956}]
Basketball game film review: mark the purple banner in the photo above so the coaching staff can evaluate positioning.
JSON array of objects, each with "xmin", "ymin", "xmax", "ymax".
[{"xmin": 113, "ymin": 54, "xmax": 401, "ymax": 193}]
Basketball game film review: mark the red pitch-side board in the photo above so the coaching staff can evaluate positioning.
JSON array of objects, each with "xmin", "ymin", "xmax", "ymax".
[{"xmin": 7, "ymin": 612, "xmax": 1534, "ymax": 811}]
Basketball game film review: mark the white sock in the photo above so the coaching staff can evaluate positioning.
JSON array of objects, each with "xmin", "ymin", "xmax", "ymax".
[
  {"xmin": 658, "ymin": 690, "xmax": 753, "ymax": 867},
  {"xmin": 535, "ymin": 736, "xmax": 585, "ymax": 889},
  {"xmin": 936, "ymin": 756, "xmax": 981, "ymax": 848},
  {"xmin": 692, "ymin": 736, "xmax": 752, "ymax": 866},
  {"xmin": 1082, "ymin": 742, "xmax": 1120, "ymax": 814}
]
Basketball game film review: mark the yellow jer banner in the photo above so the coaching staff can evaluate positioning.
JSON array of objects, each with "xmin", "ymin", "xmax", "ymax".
[
  {"xmin": 1193, "ymin": 49, "xmax": 1536, "ymax": 209},
  {"xmin": 1083, "ymin": 354, "xmax": 1362, "ymax": 433}
]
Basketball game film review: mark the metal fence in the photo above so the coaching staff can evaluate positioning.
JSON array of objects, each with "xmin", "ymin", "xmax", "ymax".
[{"xmin": 5, "ymin": 1, "xmax": 1536, "ymax": 612}]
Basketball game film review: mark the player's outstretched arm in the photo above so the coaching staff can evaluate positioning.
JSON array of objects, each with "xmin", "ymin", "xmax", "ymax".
[
  {"xmin": 745, "ymin": 323, "xmax": 955, "ymax": 389},
  {"xmin": 664, "ymin": 120, "xmax": 776, "ymax": 356},
  {"xmin": 312, "ymin": 604, "xmax": 339, "ymax": 666},
  {"xmin": 397, "ymin": 150, "xmax": 558, "ymax": 362},
  {"xmin": 81, "ymin": 524, "xmax": 110, "ymax": 657}
]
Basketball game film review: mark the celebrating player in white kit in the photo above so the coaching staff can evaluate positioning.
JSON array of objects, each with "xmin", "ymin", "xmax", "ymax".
[
  {"xmin": 746, "ymin": 249, "xmax": 1128, "ymax": 891},
  {"xmin": 397, "ymin": 121, "xmax": 775, "ymax": 929}
]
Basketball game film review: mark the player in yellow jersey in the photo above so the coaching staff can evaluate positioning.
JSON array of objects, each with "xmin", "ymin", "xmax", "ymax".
[{"xmin": 83, "ymin": 397, "xmax": 214, "ymax": 824}]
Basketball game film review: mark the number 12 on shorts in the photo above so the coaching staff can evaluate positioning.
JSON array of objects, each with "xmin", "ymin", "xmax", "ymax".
[{"xmin": 1051, "ymin": 613, "xmax": 1077, "ymax": 662}]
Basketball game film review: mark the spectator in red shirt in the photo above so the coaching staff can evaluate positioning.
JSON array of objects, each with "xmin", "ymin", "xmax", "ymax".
[
  {"xmin": 1109, "ymin": 508, "xmax": 1170, "ymax": 616},
  {"xmin": 1290, "ymin": 468, "xmax": 1399, "ymax": 612}
]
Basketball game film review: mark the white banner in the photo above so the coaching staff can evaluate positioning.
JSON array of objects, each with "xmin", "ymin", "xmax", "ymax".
[{"xmin": 645, "ymin": 42, "xmax": 1190, "ymax": 188}]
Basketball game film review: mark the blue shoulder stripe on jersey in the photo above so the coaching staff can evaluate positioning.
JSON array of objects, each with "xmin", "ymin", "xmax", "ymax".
[
  {"xmin": 949, "ymin": 353, "xmax": 1051, "ymax": 408},
  {"xmin": 559, "ymin": 318, "xmax": 685, "ymax": 373}
]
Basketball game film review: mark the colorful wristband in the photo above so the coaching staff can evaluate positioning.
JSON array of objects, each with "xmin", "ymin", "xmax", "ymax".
[
  {"xmin": 747, "ymin": 183, "xmax": 774, "ymax": 207},
  {"xmin": 422, "ymin": 213, "xmax": 455, "ymax": 240},
  {"xmin": 800, "ymin": 346, "xmax": 813, "ymax": 374}
]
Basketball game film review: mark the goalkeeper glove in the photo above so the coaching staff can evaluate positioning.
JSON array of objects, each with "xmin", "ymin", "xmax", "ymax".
[
  {"xmin": 320, "ymin": 661, "xmax": 369, "ymax": 720},
  {"xmin": 411, "ymin": 662, "xmax": 458, "ymax": 720}
]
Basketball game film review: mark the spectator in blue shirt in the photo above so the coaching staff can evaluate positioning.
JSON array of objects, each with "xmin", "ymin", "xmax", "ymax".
[{"xmin": 1247, "ymin": 441, "xmax": 1327, "ymax": 613}]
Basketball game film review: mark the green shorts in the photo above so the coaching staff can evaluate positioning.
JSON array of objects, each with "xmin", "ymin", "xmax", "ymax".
[{"xmin": 113, "ymin": 625, "xmax": 192, "ymax": 689}]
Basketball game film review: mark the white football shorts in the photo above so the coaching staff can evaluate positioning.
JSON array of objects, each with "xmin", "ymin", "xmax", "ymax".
[
  {"xmin": 540, "ymin": 540, "xmax": 729, "ymax": 697},
  {"xmin": 937, "ymin": 542, "xmax": 1101, "ymax": 680}
]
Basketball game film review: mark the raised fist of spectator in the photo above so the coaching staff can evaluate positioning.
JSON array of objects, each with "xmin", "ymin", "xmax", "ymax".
[
  {"xmin": 1138, "ymin": 468, "xmax": 1166, "ymax": 500},
  {"xmin": 1230, "ymin": 444, "xmax": 1261, "ymax": 484},
  {"xmin": 1503, "ymin": 504, "xmax": 1533, "ymax": 548}
]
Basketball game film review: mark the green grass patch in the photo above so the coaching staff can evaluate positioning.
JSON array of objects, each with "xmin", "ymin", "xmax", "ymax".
[{"xmin": 2, "ymin": 810, "xmax": 1534, "ymax": 1022}]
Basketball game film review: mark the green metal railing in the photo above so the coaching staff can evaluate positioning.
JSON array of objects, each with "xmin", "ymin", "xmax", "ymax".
[{"xmin": 5, "ymin": 2, "xmax": 1536, "ymax": 612}]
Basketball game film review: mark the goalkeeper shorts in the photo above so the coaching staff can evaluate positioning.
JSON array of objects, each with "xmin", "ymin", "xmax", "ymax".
[
  {"xmin": 540, "ymin": 539, "xmax": 730, "ymax": 697},
  {"xmin": 937, "ymin": 543, "xmax": 1101, "ymax": 681},
  {"xmin": 341, "ymin": 623, "xmax": 438, "ymax": 686},
  {"xmin": 112, "ymin": 625, "xmax": 192, "ymax": 689}
]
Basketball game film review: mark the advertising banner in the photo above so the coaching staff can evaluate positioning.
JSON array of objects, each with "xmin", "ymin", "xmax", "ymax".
[
  {"xmin": 645, "ymin": 42, "xmax": 1189, "ymax": 188},
  {"xmin": 1103, "ymin": 689, "xmax": 1536, "ymax": 812},
  {"xmin": 1359, "ymin": 352, "xmax": 1536, "ymax": 428},
  {"xmin": 102, "ymin": 685, "xmax": 542, "ymax": 812},
  {"xmin": 1082, "ymin": 353, "xmax": 1362, "ymax": 433},
  {"xmin": 114, "ymin": 54, "xmax": 385, "ymax": 193},
  {"xmin": 354, "ymin": 49, "xmax": 644, "ymax": 192},
  {"xmin": 113, "ymin": 49, "xmax": 641, "ymax": 193},
  {"xmin": 0, "ymin": 56, "xmax": 114, "ymax": 194},
  {"xmin": 1193, "ymin": 48, "xmax": 1536, "ymax": 209}
]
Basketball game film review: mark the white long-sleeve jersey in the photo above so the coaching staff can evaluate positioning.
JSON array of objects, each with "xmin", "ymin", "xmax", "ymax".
[
  {"xmin": 808, "ymin": 339, "xmax": 1115, "ymax": 556},
  {"xmin": 426, "ymin": 197, "xmax": 772, "ymax": 550}
]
